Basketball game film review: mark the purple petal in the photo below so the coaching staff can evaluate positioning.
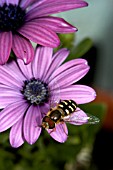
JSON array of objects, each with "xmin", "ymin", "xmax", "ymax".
[
  {"xmin": 17, "ymin": 59, "xmax": 33, "ymax": 80},
  {"xmin": 26, "ymin": 0, "xmax": 88, "ymax": 20},
  {"xmin": 18, "ymin": 21, "xmax": 60, "ymax": 47},
  {"xmin": 3, "ymin": 60, "xmax": 26, "ymax": 82},
  {"xmin": 48, "ymin": 60, "xmax": 89, "ymax": 89},
  {"xmin": 48, "ymin": 58, "xmax": 87, "ymax": 81},
  {"xmin": 20, "ymin": 0, "xmax": 36, "ymax": 9},
  {"xmin": 47, "ymin": 123, "xmax": 68, "ymax": 143},
  {"xmin": 10, "ymin": 118, "xmax": 24, "ymax": 148},
  {"xmin": 0, "ymin": 84, "xmax": 23, "ymax": 108},
  {"xmin": 23, "ymin": 105, "xmax": 41, "ymax": 145},
  {"xmin": 12, "ymin": 34, "xmax": 34, "ymax": 64},
  {"xmin": 32, "ymin": 46, "xmax": 53, "ymax": 80},
  {"xmin": 25, "ymin": 0, "xmax": 51, "ymax": 11},
  {"xmin": 0, "ymin": 0, "xmax": 6, "ymax": 6},
  {"xmin": 5, "ymin": 60, "xmax": 26, "ymax": 81},
  {"xmin": 6, "ymin": 0, "xmax": 19, "ymax": 5},
  {"xmin": 0, "ymin": 32, "xmax": 12, "ymax": 65},
  {"xmin": 0, "ymin": 100, "xmax": 28, "ymax": 132},
  {"xmin": 44, "ymin": 48, "xmax": 69, "ymax": 82},
  {"xmin": 53, "ymin": 85, "xmax": 96, "ymax": 104},
  {"xmin": 64, "ymin": 108, "xmax": 88, "ymax": 125},
  {"xmin": 0, "ymin": 95, "xmax": 24, "ymax": 109},
  {"xmin": 0, "ymin": 84, "xmax": 20, "ymax": 91},
  {"xmin": 31, "ymin": 17, "xmax": 77, "ymax": 33},
  {"xmin": 0, "ymin": 64, "xmax": 25, "ymax": 88},
  {"xmin": 40, "ymin": 103, "xmax": 50, "ymax": 116}
]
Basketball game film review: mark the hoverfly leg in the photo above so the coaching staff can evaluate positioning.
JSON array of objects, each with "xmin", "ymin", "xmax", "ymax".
[
  {"xmin": 75, "ymin": 108, "xmax": 80, "ymax": 112},
  {"xmin": 34, "ymin": 123, "xmax": 42, "ymax": 128},
  {"xmin": 59, "ymin": 99, "xmax": 61, "ymax": 104},
  {"xmin": 50, "ymin": 108, "xmax": 52, "ymax": 111}
]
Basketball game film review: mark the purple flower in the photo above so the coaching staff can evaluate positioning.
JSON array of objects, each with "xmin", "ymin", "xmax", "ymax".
[
  {"xmin": 0, "ymin": 46, "xmax": 96, "ymax": 147},
  {"xmin": 0, "ymin": 0, "xmax": 88, "ymax": 65}
]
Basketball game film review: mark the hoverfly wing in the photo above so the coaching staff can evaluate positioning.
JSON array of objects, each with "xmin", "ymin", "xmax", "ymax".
[
  {"xmin": 49, "ymin": 96, "xmax": 59, "ymax": 108},
  {"xmin": 85, "ymin": 113, "xmax": 100, "ymax": 124},
  {"xmin": 63, "ymin": 110, "xmax": 100, "ymax": 125},
  {"xmin": 63, "ymin": 115, "xmax": 88, "ymax": 125}
]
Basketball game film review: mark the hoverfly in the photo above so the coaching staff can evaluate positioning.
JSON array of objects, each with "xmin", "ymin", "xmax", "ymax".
[{"xmin": 42, "ymin": 99, "xmax": 99, "ymax": 130}]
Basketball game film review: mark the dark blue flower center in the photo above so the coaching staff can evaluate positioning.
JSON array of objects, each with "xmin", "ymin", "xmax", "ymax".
[
  {"xmin": 0, "ymin": 3, "xmax": 25, "ymax": 32},
  {"xmin": 22, "ymin": 78, "xmax": 49, "ymax": 105}
]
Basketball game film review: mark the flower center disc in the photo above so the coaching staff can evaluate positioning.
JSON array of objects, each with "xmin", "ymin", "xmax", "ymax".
[
  {"xmin": 23, "ymin": 79, "xmax": 49, "ymax": 105},
  {"xmin": 0, "ymin": 3, "xmax": 25, "ymax": 32}
]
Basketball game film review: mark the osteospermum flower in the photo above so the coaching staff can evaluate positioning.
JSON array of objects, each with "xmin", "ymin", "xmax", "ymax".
[
  {"xmin": 0, "ymin": 46, "xmax": 96, "ymax": 147},
  {"xmin": 0, "ymin": 0, "xmax": 88, "ymax": 65}
]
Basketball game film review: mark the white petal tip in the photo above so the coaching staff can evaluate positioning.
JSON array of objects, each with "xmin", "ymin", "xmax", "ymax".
[
  {"xmin": 74, "ymin": 27, "xmax": 78, "ymax": 32},
  {"xmin": 11, "ymin": 142, "xmax": 24, "ymax": 148},
  {"xmin": 30, "ymin": 142, "xmax": 33, "ymax": 145},
  {"xmin": 11, "ymin": 145, "xmax": 20, "ymax": 148},
  {"xmin": 23, "ymin": 58, "xmax": 27, "ymax": 64},
  {"xmin": 61, "ymin": 140, "xmax": 66, "ymax": 143},
  {"xmin": 85, "ymin": 61, "xmax": 88, "ymax": 65},
  {"xmin": 93, "ymin": 92, "xmax": 97, "ymax": 98}
]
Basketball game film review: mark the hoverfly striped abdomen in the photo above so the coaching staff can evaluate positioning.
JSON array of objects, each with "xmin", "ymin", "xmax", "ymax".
[{"xmin": 58, "ymin": 100, "xmax": 77, "ymax": 116}]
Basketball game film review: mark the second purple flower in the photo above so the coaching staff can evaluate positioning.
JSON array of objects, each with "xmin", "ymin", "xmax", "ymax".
[{"xmin": 0, "ymin": 0, "xmax": 88, "ymax": 65}]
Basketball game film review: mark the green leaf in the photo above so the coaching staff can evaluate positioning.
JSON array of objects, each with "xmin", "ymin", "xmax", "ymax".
[
  {"xmin": 74, "ymin": 38, "xmax": 93, "ymax": 58},
  {"xmin": 61, "ymin": 37, "xmax": 93, "ymax": 62},
  {"xmin": 54, "ymin": 33, "xmax": 75, "ymax": 52}
]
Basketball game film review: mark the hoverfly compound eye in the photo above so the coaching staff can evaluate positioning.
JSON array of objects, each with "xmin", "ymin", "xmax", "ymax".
[{"xmin": 42, "ymin": 116, "xmax": 55, "ymax": 129}]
